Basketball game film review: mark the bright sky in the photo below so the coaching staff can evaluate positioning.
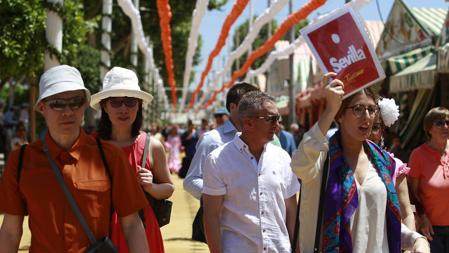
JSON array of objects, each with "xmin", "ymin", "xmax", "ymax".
[{"xmin": 193, "ymin": 0, "xmax": 448, "ymax": 89}]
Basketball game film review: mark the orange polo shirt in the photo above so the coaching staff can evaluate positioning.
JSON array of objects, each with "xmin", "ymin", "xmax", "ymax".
[
  {"xmin": 0, "ymin": 130, "xmax": 147, "ymax": 253},
  {"xmin": 408, "ymin": 143, "xmax": 449, "ymax": 226}
]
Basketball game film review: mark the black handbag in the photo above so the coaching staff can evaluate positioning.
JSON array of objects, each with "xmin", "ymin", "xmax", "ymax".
[
  {"xmin": 191, "ymin": 202, "xmax": 207, "ymax": 243},
  {"xmin": 141, "ymin": 133, "xmax": 172, "ymax": 227},
  {"xmin": 40, "ymin": 134, "xmax": 117, "ymax": 253}
]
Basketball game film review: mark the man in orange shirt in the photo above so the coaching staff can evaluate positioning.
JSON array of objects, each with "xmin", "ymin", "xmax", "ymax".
[{"xmin": 0, "ymin": 65, "xmax": 149, "ymax": 252}]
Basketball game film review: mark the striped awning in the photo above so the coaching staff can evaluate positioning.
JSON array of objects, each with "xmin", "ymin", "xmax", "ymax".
[
  {"xmin": 411, "ymin": 7, "xmax": 448, "ymax": 37},
  {"xmin": 387, "ymin": 46, "xmax": 434, "ymax": 74},
  {"xmin": 389, "ymin": 52, "xmax": 437, "ymax": 93}
]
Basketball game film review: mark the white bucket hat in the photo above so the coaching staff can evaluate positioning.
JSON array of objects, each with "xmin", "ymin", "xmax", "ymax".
[
  {"xmin": 35, "ymin": 65, "xmax": 90, "ymax": 110},
  {"xmin": 90, "ymin": 67, "xmax": 153, "ymax": 111}
]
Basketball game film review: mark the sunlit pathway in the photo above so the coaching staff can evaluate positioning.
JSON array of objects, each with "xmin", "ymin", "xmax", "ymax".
[{"xmin": 161, "ymin": 176, "xmax": 209, "ymax": 252}]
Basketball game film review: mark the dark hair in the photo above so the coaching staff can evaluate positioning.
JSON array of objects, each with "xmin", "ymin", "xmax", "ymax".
[
  {"xmin": 335, "ymin": 88, "xmax": 378, "ymax": 120},
  {"xmin": 226, "ymin": 82, "xmax": 259, "ymax": 112},
  {"xmin": 97, "ymin": 100, "xmax": 143, "ymax": 140},
  {"xmin": 237, "ymin": 91, "xmax": 274, "ymax": 123},
  {"xmin": 423, "ymin": 106, "xmax": 449, "ymax": 140}
]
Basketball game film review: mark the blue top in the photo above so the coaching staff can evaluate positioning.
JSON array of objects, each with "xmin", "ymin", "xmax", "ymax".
[
  {"xmin": 278, "ymin": 130, "xmax": 297, "ymax": 157},
  {"xmin": 183, "ymin": 119, "xmax": 237, "ymax": 199}
]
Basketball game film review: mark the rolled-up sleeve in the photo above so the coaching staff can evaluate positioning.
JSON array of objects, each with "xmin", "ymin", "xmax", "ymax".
[
  {"xmin": 202, "ymin": 153, "xmax": 226, "ymax": 196},
  {"xmin": 183, "ymin": 134, "xmax": 220, "ymax": 199},
  {"xmin": 291, "ymin": 124, "xmax": 329, "ymax": 183}
]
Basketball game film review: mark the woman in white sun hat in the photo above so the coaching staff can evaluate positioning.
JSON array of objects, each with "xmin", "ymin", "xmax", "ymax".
[{"xmin": 91, "ymin": 66, "xmax": 174, "ymax": 253}]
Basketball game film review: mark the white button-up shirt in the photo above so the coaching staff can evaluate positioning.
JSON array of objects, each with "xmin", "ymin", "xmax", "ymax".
[{"xmin": 203, "ymin": 134, "xmax": 300, "ymax": 253}]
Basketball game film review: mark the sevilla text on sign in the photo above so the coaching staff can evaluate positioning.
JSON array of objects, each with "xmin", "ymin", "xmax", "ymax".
[{"xmin": 301, "ymin": 5, "xmax": 385, "ymax": 97}]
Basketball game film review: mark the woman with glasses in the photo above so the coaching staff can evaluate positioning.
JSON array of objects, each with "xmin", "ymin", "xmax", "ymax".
[
  {"xmin": 90, "ymin": 67, "xmax": 174, "ymax": 253},
  {"xmin": 368, "ymin": 98, "xmax": 416, "ymax": 233},
  {"xmin": 291, "ymin": 73, "xmax": 429, "ymax": 253},
  {"xmin": 408, "ymin": 107, "xmax": 449, "ymax": 253}
]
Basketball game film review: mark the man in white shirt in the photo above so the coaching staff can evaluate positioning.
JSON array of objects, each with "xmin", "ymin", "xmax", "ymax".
[
  {"xmin": 203, "ymin": 91, "xmax": 300, "ymax": 253},
  {"xmin": 183, "ymin": 82, "xmax": 259, "ymax": 200}
]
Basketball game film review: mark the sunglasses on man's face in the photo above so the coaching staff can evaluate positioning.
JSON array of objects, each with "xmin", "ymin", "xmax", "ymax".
[
  {"xmin": 256, "ymin": 115, "xmax": 282, "ymax": 124},
  {"xmin": 108, "ymin": 97, "xmax": 139, "ymax": 108},
  {"xmin": 45, "ymin": 96, "xmax": 86, "ymax": 111},
  {"xmin": 433, "ymin": 119, "xmax": 449, "ymax": 128}
]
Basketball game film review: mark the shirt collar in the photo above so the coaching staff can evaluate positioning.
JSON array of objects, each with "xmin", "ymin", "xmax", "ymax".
[
  {"xmin": 45, "ymin": 128, "xmax": 88, "ymax": 161},
  {"xmin": 232, "ymin": 133, "xmax": 269, "ymax": 156},
  {"xmin": 222, "ymin": 119, "xmax": 237, "ymax": 134}
]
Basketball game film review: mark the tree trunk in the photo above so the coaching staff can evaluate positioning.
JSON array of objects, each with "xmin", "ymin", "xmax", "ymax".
[{"xmin": 44, "ymin": 0, "xmax": 63, "ymax": 70}]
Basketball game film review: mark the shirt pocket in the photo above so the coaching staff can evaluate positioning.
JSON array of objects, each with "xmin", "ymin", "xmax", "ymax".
[{"xmin": 74, "ymin": 179, "xmax": 111, "ymax": 218}]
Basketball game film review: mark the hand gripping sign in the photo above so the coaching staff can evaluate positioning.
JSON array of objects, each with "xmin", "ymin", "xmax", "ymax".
[{"xmin": 301, "ymin": 5, "xmax": 385, "ymax": 97}]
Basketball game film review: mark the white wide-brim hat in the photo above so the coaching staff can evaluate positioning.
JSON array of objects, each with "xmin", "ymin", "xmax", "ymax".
[
  {"xmin": 90, "ymin": 67, "xmax": 153, "ymax": 111},
  {"xmin": 35, "ymin": 65, "xmax": 91, "ymax": 111}
]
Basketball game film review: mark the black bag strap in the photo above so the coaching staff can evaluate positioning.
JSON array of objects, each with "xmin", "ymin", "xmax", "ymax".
[
  {"xmin": 314, "ymin": 155, "xmax": 330, "ymax": 253},
  {"xmin": 16, "ymin": 144, "xmax": 27, "ymax": 183},
  {"xmin": 292, "ymin": 178, "xmax": 301, "ymax": 253},
  {"xmin": 95, "ymin": 137, "xmax": 112, "ymax": 179},
  {"xmin": 141, "ymin": 133, "xmax": 151, "ymax": 169},
  {"xmin": 40, "ymin": 133, "xmax": 97, "ymax": 244}
]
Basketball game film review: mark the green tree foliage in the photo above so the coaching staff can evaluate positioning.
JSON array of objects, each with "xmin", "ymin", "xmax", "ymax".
[
  {"xmin": 0, "ymin": 0, "xmax": 46, "ymax": 83},
  {"xmin": 231, "ymin": 18, "xmax": 278, "ymax": 75},
  {"xmin": 0, "ymin": 0, "xmax": 99, "ymax": 92}
]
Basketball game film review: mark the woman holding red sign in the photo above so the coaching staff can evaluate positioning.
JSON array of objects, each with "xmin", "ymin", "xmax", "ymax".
[{"xmin": 291, "ymin": 73, "xmax": 429, "ymax": 252}]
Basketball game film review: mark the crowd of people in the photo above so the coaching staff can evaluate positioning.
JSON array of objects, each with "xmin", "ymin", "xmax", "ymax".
[{"xmin": 0, "ymin": 64, "xmax": 447, "ymax": 253}]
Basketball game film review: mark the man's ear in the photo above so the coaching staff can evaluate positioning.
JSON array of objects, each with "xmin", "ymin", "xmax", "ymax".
[
  {"xmin": 229, "ymin": 103, "xmax": 238, "ymax": 113},
  {"xmin": 36, "ymin": 102, "xmax": 45, "ymax": 114}
]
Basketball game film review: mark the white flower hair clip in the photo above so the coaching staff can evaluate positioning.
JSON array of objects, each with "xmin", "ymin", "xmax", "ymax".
[{"xmin": 378, "ymin": 97, "xmax": 400, "ymax": 127}]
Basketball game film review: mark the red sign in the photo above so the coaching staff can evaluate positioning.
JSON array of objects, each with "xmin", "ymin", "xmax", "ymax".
[{"xmin": 301, "ymin": 6, "xmax": 385, "ymax": 97}]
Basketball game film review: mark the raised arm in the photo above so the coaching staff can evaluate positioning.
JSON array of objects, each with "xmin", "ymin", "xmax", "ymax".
[{"xmin": 291, "ymin": 73, "xmax": 344, "ymax": 182}]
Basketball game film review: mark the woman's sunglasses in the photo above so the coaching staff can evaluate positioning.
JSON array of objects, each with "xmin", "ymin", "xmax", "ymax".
[
  {"xmin": 108, "ymin": 97, "xmax": 140, "ymax": 108},
  {"xmin": 45, "ymin": 96, "xmax": 86, "ymax": 111},
  {"xmin": 433, "ymin": 119, "xmax": 449, "ymax": 128}
]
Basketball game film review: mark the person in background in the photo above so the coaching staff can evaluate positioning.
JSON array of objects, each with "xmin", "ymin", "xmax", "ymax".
[
  {"xmin": 203, "ymin": 91, "xmax": 300, "ymax": 252},
  {"xmin": 166, "ymin": 124, "xmax": 182, "ymax": 174},
  {"xmin": 179, "ymin": 119, "xmax": 199, "ymax": 178},
  {"xmin": 276, "ymin": 123, "xmax": 297, "ymax": 157},
  {"xmin": 408, "ymin": 107, "xmax": 449, "ymax": 253},
  {"xmin": 368, "ymin": 97, "xmax": 416, "ymax": 232},
  {"xmin": 291, "ymin": 73, "xmax": 429, "ymax": 253},
  {"xmin": 19, "ymin": 103, "xmax": 29, "ymax": 132},
  {"xmin": 10, "ymin": 121, "xmax": 28, "ymax": 151},
  {"xmin": 0, "ymin": 65, "xmax": 149, "ymax": 252},
  {"xmin": 213, "ymin": 107, "xmax": 229, "ymax": 127},
  {"xmin": 151, "ymin": 123, "xmax": 165, "ymax": 143},
  {"xmin": 91, "ymin": 66, "xmax": 174, "ymax": 253},
  {"xmin": 198, "ymin": 118, "xmax": 210, "ymax": 137},
  {"xmin": 289, "ymin": 123, "xmax": 305, "ymax": 147}
]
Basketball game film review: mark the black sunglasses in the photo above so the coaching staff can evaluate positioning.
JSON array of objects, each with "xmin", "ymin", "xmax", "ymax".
[
  {"xmin": 433, "ymin": 119, "xmax": 449, "ymax": 128},
  {"xmin": 45, "ymin": 96, "xmax": 86, "ymax": 111},
  {"xmin": 256, "ymin": 115, "xmax": 281, "ymax": 124},
  {"xmin": 346, "ymin": 104, "xmax": 379, "ymax": 118},
  {"xmin": 108, "ymin": 97, "xmax": 140, "ymax": 108}
]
